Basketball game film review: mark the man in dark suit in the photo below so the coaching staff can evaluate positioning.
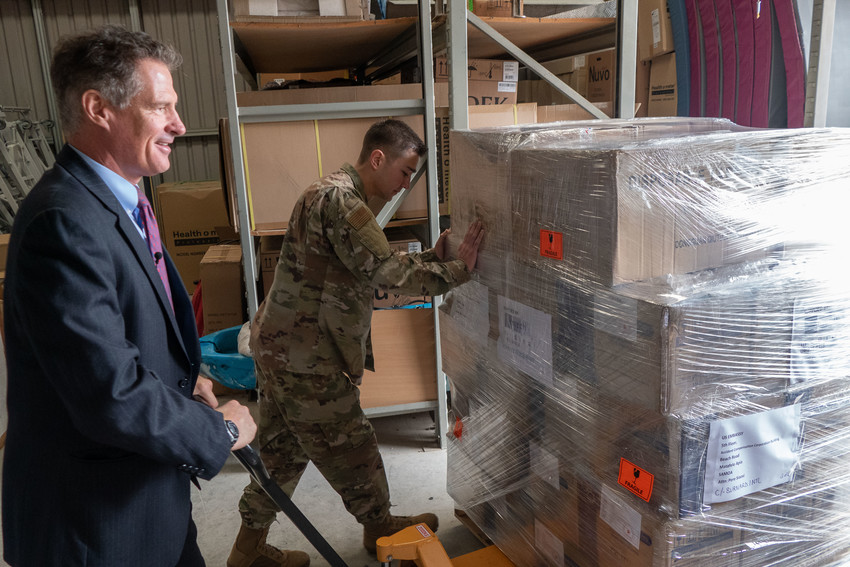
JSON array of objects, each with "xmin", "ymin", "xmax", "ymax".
[{"xmin": 2, "ymin": 25, "xmax": 258, "ymax": 566}]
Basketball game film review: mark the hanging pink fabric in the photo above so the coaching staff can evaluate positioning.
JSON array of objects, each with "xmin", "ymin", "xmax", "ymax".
[
  {"xmin": 733, "ymin": 0, "xmax": 756, "ymax": 125},
  {"xmin": 773, "ymin": 0, "xmax": 805, "ymax": 128}
]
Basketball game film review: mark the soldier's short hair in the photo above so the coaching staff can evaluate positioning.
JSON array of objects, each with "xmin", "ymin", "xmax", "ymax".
[
  {"xmin": 50, "ymin": 24, "xmax": 182, "ymax": 134},
  {"xmin": 357, "ymin": 119, "xmax": 427, "ymax": 164}
]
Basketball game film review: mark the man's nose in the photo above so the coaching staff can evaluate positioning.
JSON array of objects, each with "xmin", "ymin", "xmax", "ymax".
[{"xmin": 170, "ymin": 112, "xmax": 187, "ymax": 136}]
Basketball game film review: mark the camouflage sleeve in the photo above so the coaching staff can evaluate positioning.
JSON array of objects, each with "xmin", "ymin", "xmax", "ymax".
[
  {"xmin": 411, "ymin": 248, "xmax": 440, "ymax": 263},
  {"xmin": 326, "ymin": 190, "xmax": 469, "ymax": 296}
]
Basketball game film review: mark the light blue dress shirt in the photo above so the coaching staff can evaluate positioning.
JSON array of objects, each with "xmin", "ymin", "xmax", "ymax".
[{"xmin": 69, "ymin": 145, "xmax": 146, "ymax": 240}]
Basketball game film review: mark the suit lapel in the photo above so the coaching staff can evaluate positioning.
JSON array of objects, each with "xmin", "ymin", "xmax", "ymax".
[{"xmin": 57, "ymin": 147, "xmax": 190, "ymax": 354}]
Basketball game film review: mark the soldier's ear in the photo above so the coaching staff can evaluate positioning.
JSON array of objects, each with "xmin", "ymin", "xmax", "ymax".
[{"xmin": 369, "ymin": 149, "xmax": 385, "ymax": 171}]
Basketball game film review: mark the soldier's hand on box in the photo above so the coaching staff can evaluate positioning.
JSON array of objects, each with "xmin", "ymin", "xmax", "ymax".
[
  {"xmin": 458, "ymin": 220, "xmax": 484, "ymax": 272},
  {"xmin": 435, "ymin": 228, "xmax": 452, "ymax": 260}
]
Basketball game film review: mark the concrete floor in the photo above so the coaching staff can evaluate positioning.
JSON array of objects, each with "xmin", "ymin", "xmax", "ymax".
[
  {"xmin": 0, "ymin": 338, "xmax": 484, "ymax": 567},
  {"xmin": 192, "ymin": 397, "xmax": 485, "ymax": 566}
]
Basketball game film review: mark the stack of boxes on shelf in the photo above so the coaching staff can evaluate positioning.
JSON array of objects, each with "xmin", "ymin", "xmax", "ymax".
[
  {"xmin": 153, "ymin": 180, "xmax": 245, "ymax": 336},
  {"xmin": 439, "ymin": 119, "xmax": 850, "ymax": 566},
  {"xmin": 639, "ymin": 0, "xmax": 677, "ymax": 117}
]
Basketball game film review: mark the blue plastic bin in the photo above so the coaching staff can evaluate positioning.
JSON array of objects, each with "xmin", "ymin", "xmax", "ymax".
[{"xmin": 199, "ymin": 325, "xmax": 256, "ymax": 390}]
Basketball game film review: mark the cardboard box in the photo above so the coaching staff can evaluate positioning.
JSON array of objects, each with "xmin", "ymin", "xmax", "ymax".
[
  {"xmin": 233, "ymin": 0, "xmax": 278, "ymax": 16},
  {"xmin": 233, "ymin": 0, "xmax": 363, "ymax": 17},
  {"xmin": 434, "ymin": 57, "xmax": 520, "ymax": 83},
  {"xmin": 359, "ymin": 307, "xmax": 438, "ymax": 408},
  {"xmin": 508, "ymin": 129, "xmax": 774, "ymax": 286},
  {"xmin": 536, "ymin": 101, "xmax": 616, "ymax": 123},
  {"xmin": 199, "ymin": 245, "xmax": 245, "ymax": 334},
  {"xmin": 435, "ymin": 80, "xmax": 518, "ymax": 107},
  {"xmin": 648, "ymin": 51, "xmax": 678, "ymax": 117},
  {"xmin": 434, "ymin": 103, "xmax": 537, "ymax": 220},
  {"xmin": 635, "ymin": 57, "xmax": 651, "ymax": 117},
  {"xmin": 586, "ymin": 49, "xmax": 616, "ymax": 103},
  {"xmin": 472, "ymin": 0, "xmax": 517, "ymax": 17},
  {"xmin": 257, "ymin": 70, "xmax": 349, "ymax": 87},
  {"xmin": 155, "ymin": 180, "xmax": 230, "ymax": 294},
  {"xmin": 258, "ymin": 235, "xmax": 285, "ymax": 300},
  {"xmin": 225, "ymin": 85, "xmax": 436, "ymax": 234},
  {"xmin": 0, "ymin": 233, "xmax": 9, "ymax": 271},
  {"xmin": 639, "ymin": 0, "xmax": 675, "ymax": 61}
]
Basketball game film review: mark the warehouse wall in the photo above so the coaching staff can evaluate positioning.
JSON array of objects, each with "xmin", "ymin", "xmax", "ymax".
[{"xmin": 0, "ymin": 0, "xmax": 230, "ymax": 186}]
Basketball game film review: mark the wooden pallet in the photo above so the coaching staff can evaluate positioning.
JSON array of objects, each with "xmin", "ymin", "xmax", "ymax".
[{"xmin": 454, "ymin": 508, "xmax": 493, "ymax": 547}]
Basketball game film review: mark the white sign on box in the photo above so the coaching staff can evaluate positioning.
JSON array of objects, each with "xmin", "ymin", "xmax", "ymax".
[
  {"xmin": 497, "ymin": 296, "xmax": 553, "ymax": 386},
  {"xmin": 703, "ymin": 404, "xmax": 801, "ymax": 504}
]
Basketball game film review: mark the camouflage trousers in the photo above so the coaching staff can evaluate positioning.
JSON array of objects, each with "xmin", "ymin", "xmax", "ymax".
[{"xmin": 238, "ymin": 364, "xmax": 390, "ymax": 529}]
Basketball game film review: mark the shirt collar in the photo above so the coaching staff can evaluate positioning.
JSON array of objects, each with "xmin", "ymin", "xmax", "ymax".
[
  {"xmin": 68, "ymin": 145, "xmax": 140, "ymax": 214},
  {"xmin": 341, "ymin": 163, "xmax": 367, "ymax": 203}
]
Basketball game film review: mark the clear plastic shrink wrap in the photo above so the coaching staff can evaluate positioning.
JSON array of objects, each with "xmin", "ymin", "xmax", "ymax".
[{"xmin": 440, "ymin": 119, "xmax": 850, "ymax": 567}]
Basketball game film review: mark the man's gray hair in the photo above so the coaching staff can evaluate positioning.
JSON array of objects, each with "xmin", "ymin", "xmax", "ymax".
[{"xmin": 50, "ymin": 24, "xmax": 182, "ymax": 133}]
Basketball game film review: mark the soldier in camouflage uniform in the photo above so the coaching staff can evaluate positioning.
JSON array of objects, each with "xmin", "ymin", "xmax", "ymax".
[{"xmin": 227, "ymin": 119, "xmax": 485, "ymax": 567}]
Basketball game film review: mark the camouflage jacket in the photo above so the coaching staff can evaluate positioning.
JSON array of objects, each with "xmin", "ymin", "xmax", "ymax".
[{"xmin": 252, "ymin": 163, "xmax": 470, "ymax": 379}]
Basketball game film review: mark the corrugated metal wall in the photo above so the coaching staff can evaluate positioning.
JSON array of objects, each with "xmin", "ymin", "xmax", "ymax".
[{"xmin": 0, "ymin": 0, "xmax": 228, "ymax": 185}]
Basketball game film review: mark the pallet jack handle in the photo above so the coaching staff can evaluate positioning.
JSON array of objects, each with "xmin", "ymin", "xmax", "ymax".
[{"xmin": 233, "ymin": 445, "xmax": 349, "ymax": 567}]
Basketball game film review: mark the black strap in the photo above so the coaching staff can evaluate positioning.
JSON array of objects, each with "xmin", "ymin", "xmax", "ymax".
[{"xmin": 233, "ymin": 446, "xmax": 348, "ymax": 567}]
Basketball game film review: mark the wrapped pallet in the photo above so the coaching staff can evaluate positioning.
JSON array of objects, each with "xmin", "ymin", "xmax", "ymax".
[{"xmin": 441, "ymin": 122, "xmax": 850, "ymax": 567}]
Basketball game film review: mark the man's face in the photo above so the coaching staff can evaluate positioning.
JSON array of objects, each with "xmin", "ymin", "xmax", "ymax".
[
  {"xmin": 374, "ymin": 148, "xmax": 420, "ymax": 201},
  {"xmin": 107, "ymin": 58, "xmax": 186, "ymax": 183}
]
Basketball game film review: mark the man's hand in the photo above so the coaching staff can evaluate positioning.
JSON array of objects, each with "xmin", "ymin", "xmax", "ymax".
[
  {"xmin": 217, "ymin": 400, "xmax": 257, "ymax": 451},
  {"xmin": 192, "ymin": 376, "xmax": 218, "ymax": 409},
  {"xmin": 457, "ymin": 220, "xmax": 484, "ymax": 271}
]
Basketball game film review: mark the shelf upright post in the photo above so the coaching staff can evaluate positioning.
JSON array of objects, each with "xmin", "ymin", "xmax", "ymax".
[
  {"xmin": 448, "ymin": 0, "xmax": 470, "ymax": 130},
  {"xmin": 804, "ymin": 0, "xmax": 835, "ymax": 127},
  {"xmin": 416, "ymin": 0, "xmax": 449, "ymax": 448},
  {"xmin": 216, "ymin": 0, "xmax": 261, "ymax": 318},
  {"xmin": 617, "ymin": 0, "xmax": 638, "ymax": 119}
]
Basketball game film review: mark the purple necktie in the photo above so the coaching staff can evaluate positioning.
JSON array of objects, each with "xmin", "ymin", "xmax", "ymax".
[{"xmin": 136, "ymin": 186, "xmax": 174, "ymax": 311}]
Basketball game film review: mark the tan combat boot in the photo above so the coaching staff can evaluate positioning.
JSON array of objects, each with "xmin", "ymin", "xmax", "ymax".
[
  {"xmin": 227, "ymin": 525, "xmax": 310, "ymax": 567},
  {"xmin": 363, "ymin": 513, "xmax": 439, "ymax": 553}
]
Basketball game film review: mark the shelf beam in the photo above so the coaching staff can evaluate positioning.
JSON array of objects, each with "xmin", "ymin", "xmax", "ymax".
[{"xmin": 465, "ymin": 11, "xmax": 609, "ymax": 119}]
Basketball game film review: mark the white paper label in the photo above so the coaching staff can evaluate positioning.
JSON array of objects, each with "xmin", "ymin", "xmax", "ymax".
[
  {"xmin": 791, "ymin": 297, "xmax": 847, "ymax": 384},
  {"xmin": 651, "ymin": 8, "xmax": 662, "ymax": 46},
  {"xmin": 600, "ymin": 485, "xmax": 642, "ymax": 549},
  {"xmin": 497, "ymin": 81, "xmax": 518, "ymax": 93},
  {"xmin": 534, "ymin": 519, "xmax": 565, "ymax": 567},
  {"xmin": 703, "ymin": 404, "xmax": 801, "ymax": 504},
  {"xmin": 530, "ymin": 442, "xmax": 560, "ymax": 489},
  {"xmin": 407, "ymin": 241, "xmax": 422, "ymax": 253},
  {"xmin": 502, "ymin": 61, "xmax": 520, "ymax": 82},
  {"xmin": 448, "ymin": 280, "xmax": 490, "ymax": 347},
  {"xmin": 497, "ymin": 296, "xmax": 554, "ymax": 385},
  {"xmin": 593, "ymin": 291, "xmax": 638, "ymax": 341}
]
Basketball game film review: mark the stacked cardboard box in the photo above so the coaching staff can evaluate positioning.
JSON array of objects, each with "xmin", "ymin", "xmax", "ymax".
[
  {"xmin": 441, "ymin": 122, "xmax": 850, "ymax": 566},
  {"xmin": 154, "ymin": 180, "xmax": 231, "ymax": 294},
  {"xmin": 638, "ymin": 0, "xmax": 678, "ymax": 116}
]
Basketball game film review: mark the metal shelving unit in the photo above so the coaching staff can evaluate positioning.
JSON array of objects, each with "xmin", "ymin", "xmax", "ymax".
[{"xmin": 215, "ymin": 0, "xmax": 449, "ymax": 443}]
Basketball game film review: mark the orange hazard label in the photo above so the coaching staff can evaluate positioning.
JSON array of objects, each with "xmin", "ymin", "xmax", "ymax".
[
  {"xmin": 453, "ymin": 417, "xmax": 463, "ymax": 440},
  {"xmin": 618, "ymin": 458, "xmax": 654, "ymax": 502},
  {"xmin": 540, "ymin": 230, "xmax": 563, "ymax": 260}
]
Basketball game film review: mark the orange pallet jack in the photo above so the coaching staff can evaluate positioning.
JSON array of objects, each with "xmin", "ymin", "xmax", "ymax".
[
  {"xmin": 235, "ymin": 445, "xmax": 515, "ymax": 567},
  {"xmin": 376, "ymin": 523, "xmax": 515, "ymax": 567}
]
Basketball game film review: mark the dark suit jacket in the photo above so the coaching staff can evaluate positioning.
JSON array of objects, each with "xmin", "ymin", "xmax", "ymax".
[{"xmin": 2, "ymin": 146, "xmax": 232, "ymax": 566}]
